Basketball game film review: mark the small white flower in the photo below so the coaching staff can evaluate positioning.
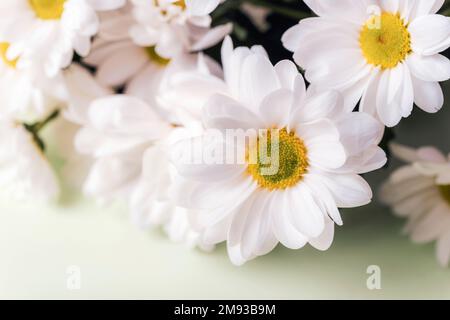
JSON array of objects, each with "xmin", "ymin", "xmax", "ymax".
[
  {"xmin": 381, "ymin": 143, "xmax": 450, "ymax": 267},
  {"xmin": 0, "ymin": 0, "xmax": 125, "ymax": 76},
  {"xmin": 170, "ymin": 38, "xmax": 386, "ymax": 265},
  {"xmin": 282, "ymin": 0, "xmax": 450, "ymax": 127},
  {"xmin": 129, "ymin": 0, "xmax": 231, "ymax": 59},
  {"xmin": 74, "ymin": 94, "xmax": 211, "ymax": 249},
  {"xmin": 0, "ymin": 118, "xmax": 59, "ymax": 202}
]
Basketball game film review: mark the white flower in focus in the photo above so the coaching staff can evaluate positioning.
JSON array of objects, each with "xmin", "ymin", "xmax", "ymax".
[
  {"xmin": 0, "ymin": 42, "xmax": 66, "ymax": 122},
  {"xmin": 0, "ymin": 119, "xmax": 59, "ymax": 202},
  {"xmin": 130, "ymin": 0, "xmax": 231, "ymax": 59},
  {"xmin": 381, "ymin": 143, "xmax": 450, "ymax": 267},
  {"xmin": 170, "ymin": 38, "xmax": 387, "ymax": 265},
  {"xmin": 75, "ymin": 94, "xmax": 212, "ymax": 249},
  {"xmin": 0, "ymin": 0, "xmax": 126, "ymax": 76},
  {"xmin": 282, "ymin": 0, "xmax": 450, "ymax": 127}
]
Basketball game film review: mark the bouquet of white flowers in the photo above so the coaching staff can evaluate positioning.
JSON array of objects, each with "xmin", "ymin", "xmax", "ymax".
[{"xmin": 1, "ymin": 0, "xmax": 450, "ymax": 268}]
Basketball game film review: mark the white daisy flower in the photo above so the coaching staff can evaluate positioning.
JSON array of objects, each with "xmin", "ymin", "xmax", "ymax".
[
  {"xmin": 381, "ymin": 143, "xmax": 450, "ymax": 266},
  {"xmin": 170, "ymin": 38, "xmax": 387, "ymax": 265},
  {"xmin": 0, "ymin": 118, "xmax": 59, "ymax": 202},
  {"xmin": 129, "ymin": 0, "xmax": 232, "ymax": 59},
  {"xmin": 75, "ymin": 94, "xmax": 212, "ymax": 249},
  {"xmin": 0, "ymin": 0, "xmax": 126, "ymax": 76},
  {"xmin": 84, "ymin": 3, "xmax": 224, "ymax": 124},
  {"xmin": 0, "ymin": 42, "xmax": 67, "ymax": 122},
  {"xmin": 282, "ymin": 0, "xmax": 450, "ymax": 127}
]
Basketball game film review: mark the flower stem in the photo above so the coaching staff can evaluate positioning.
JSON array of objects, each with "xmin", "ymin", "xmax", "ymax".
[
  {"xmin": 23, "ymin": 109, "xmax": 60, "ymax": 152},
  {"xmin": 26, "ymin": 109, "xmax": 60, "ymax": 133}
]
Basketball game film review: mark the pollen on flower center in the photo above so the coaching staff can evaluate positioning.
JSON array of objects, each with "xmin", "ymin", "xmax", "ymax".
[
  {"xmin": 173, "ymin": 0, "xmax": 186, "ymax": 9},
  {"xmin": 359, "ymin": 12, "xmax": 411, "ymax": 69},
  {"xmin": 439, "ymin": 185, "xmax": 450, "ymax": 205},
  {"xmin": 246, "ymin": 128, "xmax": 309, "ymax": 191},
  {"xmin": 0, "ymin": 43, "xmax": 18, "ymax": 68},
  {"xmin": 154, "ymin": 0, "xmax": 186, "ymax": 10},
  {"xmin": 145, "ymin": 46, "xmax": 171, "ymax": 66},
  {"xmin": 29, "ymin": 0, "xmax": 66, "ymax": 20}
]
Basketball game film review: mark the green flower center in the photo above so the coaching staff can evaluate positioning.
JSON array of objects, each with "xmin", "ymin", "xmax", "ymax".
[{"xmin": 247, "ymin": 128, "xmax": 309, "ymax": 191}]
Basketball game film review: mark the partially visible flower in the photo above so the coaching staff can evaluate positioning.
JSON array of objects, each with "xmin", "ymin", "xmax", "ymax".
[
  {"xmin": 129, "ymin": 0, "xmax": 231, "ymax": 59},
  {"xmin": 0, "ymin": 118, "xmax": 59, "ymax": 202},
  {"xmin": 74, "ymin": 94, "xmax": 212, "ymax": 249},
  {"xmin": 381, "ymin": 143, "xmax": 450, "ymax": 267},
  {"xmin": 170, "ymin": 38, "xmax": 386, "ymax": 265},
  {"xmin": 282, "ymin": 0, "xmax": 450, "ymax": 127},
  {"xmin": 0, "ymin": 0, "xmax": 126, "ymax": 76}
]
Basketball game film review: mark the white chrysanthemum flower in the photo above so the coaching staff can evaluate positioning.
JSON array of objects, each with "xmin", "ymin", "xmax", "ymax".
[
  {"xmin": 74, "ymin": 95, "xmax": 211, "ymax": 249},
  {"xmin": 282, "ymin": 0, "xmax": 450, "ymax": 127},
  {"xmin": 129, "ymin": 0, "xmax": 231, "ymax": 59},
  {"xmin": 0, "ymin": 118, "xmax": 59, "ymax": 202},
  {"xmin": 0, "ymin": 0, "xmax": 125, "ymax": 76},
  {"xmin": 170, "ymin": 38, "xmax": 387, "ymax": 265},
  {"xmin": 381, "ymin": 143, "xmax": 450, "ymax": 267},
  {"xmin": 0, "ymin": 42, "xmax": 66, "ymax": 122},
  {"xmin": 84, "ymin": 3, "xmax": 224, "ymax": 124}
]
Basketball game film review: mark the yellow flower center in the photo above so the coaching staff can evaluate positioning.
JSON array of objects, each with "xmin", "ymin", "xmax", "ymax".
[
  {"xmin": 145, "ymin": 46, "xmax": 171, "ymax": 66},
  {"xmin": 359, "ymin": 12, "xmax": 411, "ymax": 69},
  {"xmin": 29, "ymin": 0, "xmax": 66, "ymax": 20},
  {"xmin": 173, "ymin": 0, "xmax": 186, "ymax": 9},
  {"xmin": 154, "ymin": 0, "xmax": 186, "ymax": 9},
  {"xmin": 247, "ymin": 128, "xmax": 309, "ymax": 191},
  {"xmin": 439, "ymin": 185, "xmax": 450, "ymax": 205},
  {"xmin": 0, "ymin": 43, "xmax": 18, "ymax": 68}
]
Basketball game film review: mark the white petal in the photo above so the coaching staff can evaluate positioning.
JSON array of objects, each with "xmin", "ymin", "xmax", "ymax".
[
  {"xmin": 407, "ymin": 53, "xmax": 450, "ymax": 82},
  {"xmin": 411, "ymin": 76, "xmax": 444, "ymax": 113},
  {"xmin": 258, "ymin": 89, "xmax": 294, "ymax": 128},
  {"xmin": 308, "ymin": 215, "xmax": 335, "ymax": 251},
  {"xmin": 409, "ymin": 14, "xmax": 450, "ymax": 55},
  {"xmin": 318, "ymin": 173, "xmax": 372, "ymax": 208}
]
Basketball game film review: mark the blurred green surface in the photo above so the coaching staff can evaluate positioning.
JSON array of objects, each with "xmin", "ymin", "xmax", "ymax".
[{"xmin": 0, "ymin": 84, "xmax": 449, "ymax": 300}]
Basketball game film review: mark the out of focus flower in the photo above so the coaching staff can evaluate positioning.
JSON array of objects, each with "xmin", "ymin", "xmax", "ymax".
[
  {"xmin": 381, "ymin": 143, "xmax": 450, "ymax": 267},
  {"xmin": 170, "ymin": 38, "xmax": 386, "ymax": 265},
  {"xmin": 74, "ymin": 94, "xmax": 212, "ymax": 249},
  {"xmin": 0, "ymin": 42, "xmax": 66, "ymax": 122},
  {"xmin": 0, "ymin": 0, "xmax": 125, "ymax": 76},
  {"xmin": 283, "ymin": 0, "xmax": 450, "ymax": 127}
]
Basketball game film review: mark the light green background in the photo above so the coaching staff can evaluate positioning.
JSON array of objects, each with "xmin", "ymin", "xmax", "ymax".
[{"xmin": 1, "ymin": 83, "xmax": 450, "ymax": 300}]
